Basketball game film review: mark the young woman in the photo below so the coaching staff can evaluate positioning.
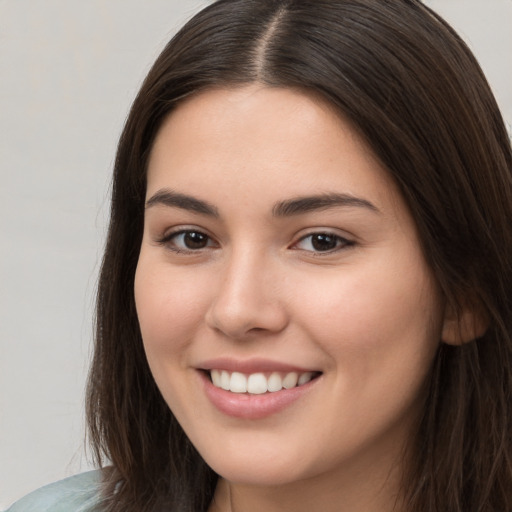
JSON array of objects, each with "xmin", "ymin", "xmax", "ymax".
[{"xmin": 8, "ymin": 1, "xmax": 512, "ymax": 511}]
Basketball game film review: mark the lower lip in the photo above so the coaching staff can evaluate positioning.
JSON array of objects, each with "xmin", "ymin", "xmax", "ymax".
[{"xmin": 200, "ymin": 371, "xmax": 320, "ymax": 420}]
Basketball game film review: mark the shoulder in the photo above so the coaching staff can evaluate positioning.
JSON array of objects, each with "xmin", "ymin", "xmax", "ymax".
[{"xmin": 5, "ymin": 470, "xmax": 103, "ymax": 512}]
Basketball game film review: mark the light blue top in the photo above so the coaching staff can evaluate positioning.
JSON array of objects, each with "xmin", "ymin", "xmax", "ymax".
[{"xmin": 5, "ymin": 471, "xmax": 103, "ymax": 512}]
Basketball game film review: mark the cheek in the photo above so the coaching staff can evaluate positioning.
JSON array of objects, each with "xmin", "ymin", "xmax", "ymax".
[
  {"xmin": 291, "ymin": 263, "xmax": 442, "ymax": 448},
  {"xmin": 134, "ymin": 256, "xmax": 209, "ymax": 357},
  {"xmin": 295, "ymin": 256, "xmax": 442, "ymax": 377}
]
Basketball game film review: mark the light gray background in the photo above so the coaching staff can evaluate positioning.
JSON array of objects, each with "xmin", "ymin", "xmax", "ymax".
[{"xmin": 1, "ymin": 0, "xmax": 510, "ymax": 508}]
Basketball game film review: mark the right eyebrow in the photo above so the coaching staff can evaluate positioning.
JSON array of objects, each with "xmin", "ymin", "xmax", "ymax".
[{"xmin": 145, "ymin": 189, "xmax": 219, "ymax": 217}]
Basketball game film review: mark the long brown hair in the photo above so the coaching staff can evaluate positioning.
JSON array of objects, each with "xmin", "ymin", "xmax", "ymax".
[{"xmin": 86, "ymin": 1, "xmax": 512, "ymax": 510}]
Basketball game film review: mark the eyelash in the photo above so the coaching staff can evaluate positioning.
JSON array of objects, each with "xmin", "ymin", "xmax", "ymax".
[
  {"xmin": 293, "ymin": 232, "xmax": 355, "ymax": 254},
  {"xmin": 156, "ymin": 229, "xmax": 354, "ymax": 255},
  {"xmin": 156, "ymin": 229, "xmax": 217, "ymax": 253}
]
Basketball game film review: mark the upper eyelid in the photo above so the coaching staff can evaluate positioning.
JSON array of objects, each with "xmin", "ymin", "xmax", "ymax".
[
  {"xmin": 297, "ymin": 230, "xmax": 351, "ymax": 240},
  {"xmin": 293, "ymin": 227, "xmax": 354, "ymax": 243},
  {"xmin": 292, "ymin": 232, "xmax": 353, "ymax": 247},
  {"xmin": 158, "ymin": 226, "xmax": 213, "ymax": 241}
]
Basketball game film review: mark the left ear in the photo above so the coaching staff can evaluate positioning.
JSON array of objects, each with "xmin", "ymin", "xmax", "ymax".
[{"xmin": 441, "ymin": 298, "xmax": 489, "ymax": 345}]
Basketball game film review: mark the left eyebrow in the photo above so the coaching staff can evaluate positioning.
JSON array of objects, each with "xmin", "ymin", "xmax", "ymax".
[{"xmin": 272, "ymin": 193, "xmax": 380, "ymax": 217}]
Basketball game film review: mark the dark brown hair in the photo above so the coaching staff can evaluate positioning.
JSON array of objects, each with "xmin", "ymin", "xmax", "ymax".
[{"xmin": 86, "ymin": 1, "xmax": 512, "ymax": 510}]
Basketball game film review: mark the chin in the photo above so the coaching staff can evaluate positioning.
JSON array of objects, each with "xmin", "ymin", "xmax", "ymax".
[
  {"xmin": 195, "ymin": 437, "xmax": 320, "ymax": 488},
  {"xmin": 210, "ymin": 459, "xmax": 306, "ymax": 487}
]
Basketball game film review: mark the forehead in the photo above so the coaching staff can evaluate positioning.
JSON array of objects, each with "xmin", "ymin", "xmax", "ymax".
[{"xmin": 146, "ymin": 85, "xmax": 403, "ymax": 217}]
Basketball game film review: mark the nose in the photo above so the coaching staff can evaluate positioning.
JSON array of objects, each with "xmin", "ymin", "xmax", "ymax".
[{"xmin": 205, "ymin": 249, "xmax": 289, "ymax": 340}]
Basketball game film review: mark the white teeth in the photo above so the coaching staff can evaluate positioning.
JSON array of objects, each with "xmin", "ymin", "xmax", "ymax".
[
  {"xmin": 220, "ymin": 370, "xmax": 230, "ymax": 390},
  {"xmin": 282, "ymin": 372, "xmax": 298, "ymax": 389},
  {"xmin": 298, "ymin": 372, "xmax": 314, "ymax": 386},
  {"xmin": 267, "ymin": 372, "xmax": 282, "ymax": 392},
  {"xmin": 247, "ymin": 373, "xmax": 267, "ymax": 394},
  {"xmin": 209, "ymin": 369, "xmax": 317, "ymax": 394},
  {"xmin": 211, "ymin": 369, "xmax": 222, "ymax": 387},
  {"xmin": 230, "ymin": 372, "xmax": 247, "ymax": 393}
]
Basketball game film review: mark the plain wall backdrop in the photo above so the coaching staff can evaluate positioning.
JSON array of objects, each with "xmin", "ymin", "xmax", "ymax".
[{"xmin": 0, "ymin": 0, "xmax": 510, "ymax": 508}]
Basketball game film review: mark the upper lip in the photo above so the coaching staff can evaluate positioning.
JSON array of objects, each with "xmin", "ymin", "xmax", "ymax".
[{"xmin": 197, "ymin": 357, "xmax": 320, "ymax": 374}]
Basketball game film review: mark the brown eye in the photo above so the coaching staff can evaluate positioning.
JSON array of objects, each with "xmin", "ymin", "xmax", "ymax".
[
  {"xmin": 294, "ymin": 232, "xmax": 353, "ymax": 253},
  {"xmin": 182, "ymin": 231, "xmax": 209, "ymax": 249},
  {"xmin": 160, "ymin": 230, "xmax": 215, "ymax": 252},
  {"xmin": 310, "ymin": 234, "xmax": 338, "ymax": 251}
]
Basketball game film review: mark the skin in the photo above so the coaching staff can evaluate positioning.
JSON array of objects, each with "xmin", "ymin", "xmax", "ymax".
[{"xmin": 134, "ymin": 86, "xmax": 447, "ymax": 512}]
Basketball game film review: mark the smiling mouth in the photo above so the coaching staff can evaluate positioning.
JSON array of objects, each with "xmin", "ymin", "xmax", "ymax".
[{"xmin": 208, "ymin": 370, "xmax": 321, "ymax": 394}]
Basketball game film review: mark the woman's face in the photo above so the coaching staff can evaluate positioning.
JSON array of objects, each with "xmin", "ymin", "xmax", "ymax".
[{"xmin": 135, "ymin": 86, "xmax": 444, "ymax": 492}]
